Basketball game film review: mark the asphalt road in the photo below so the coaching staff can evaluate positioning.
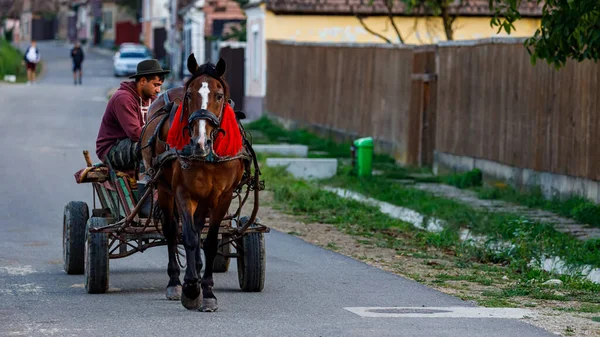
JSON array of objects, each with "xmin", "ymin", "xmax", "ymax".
[{"xmin": 0, "ymin": 41, "xmax": 554, "ymax": 337}]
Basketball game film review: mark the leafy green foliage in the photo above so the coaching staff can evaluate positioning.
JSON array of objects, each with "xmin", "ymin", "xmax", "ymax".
[{"xmin": 489, "ymin": 0, "xmax": 600, "ymax": 69}]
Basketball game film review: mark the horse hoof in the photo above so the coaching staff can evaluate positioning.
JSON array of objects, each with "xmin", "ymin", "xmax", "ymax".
[
  {"xmin": 181, "ymin": 292, "xmax": 200, "ymax": 310},
  {"xmin": 200, "ymin": 298, "xmax": 218, "ymax": 312},
  {"xmin": 166, "ymin": 285, "xmax": 182, "ymax": 301}
]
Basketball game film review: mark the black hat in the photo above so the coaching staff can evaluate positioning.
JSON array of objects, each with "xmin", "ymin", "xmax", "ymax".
[{"xmin": 129, "ymin": 59, "xmax": 170, "ymax": 79}]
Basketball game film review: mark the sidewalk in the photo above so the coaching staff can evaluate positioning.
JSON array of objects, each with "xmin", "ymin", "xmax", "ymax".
[{"xmin": 400, "ymin": 181, "xmax": 600, "ymax": 241}]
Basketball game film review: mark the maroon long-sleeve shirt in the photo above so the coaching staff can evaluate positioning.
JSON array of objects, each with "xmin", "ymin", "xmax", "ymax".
[{"xmin": 96, "ymin": 81, "xmax": 155, "ymax": 161}]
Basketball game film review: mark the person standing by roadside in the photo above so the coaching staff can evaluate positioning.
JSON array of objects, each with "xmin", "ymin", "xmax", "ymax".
[
  {"xmin": 70, "ymin": 41, "xmax": 85, "ymax": 85},
  {"xmin": 23, "ymin": 40, "xmax": 40, "ymax": 85}
]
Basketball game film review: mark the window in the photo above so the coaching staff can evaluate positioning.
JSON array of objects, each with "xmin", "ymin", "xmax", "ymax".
[{"xmin": 102, "ymin": 11, "xmax": 113, "ymax": 30}]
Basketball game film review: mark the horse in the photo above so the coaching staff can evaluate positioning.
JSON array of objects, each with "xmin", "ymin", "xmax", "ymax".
[{"xmin": 140, "ymin": 54, "xmax": 249, "ymax": 312}]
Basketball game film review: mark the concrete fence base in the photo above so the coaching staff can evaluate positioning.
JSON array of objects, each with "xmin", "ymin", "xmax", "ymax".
[{"xmin": 434, "ymin": 151, "xmax": 600, "ymax": 203}]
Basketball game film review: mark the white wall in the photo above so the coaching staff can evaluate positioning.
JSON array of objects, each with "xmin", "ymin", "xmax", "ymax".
[
  {"xmin": 183, "ymin": 5, "xmax": 206, "ymax": 76},
  {"xmin": 244, "ymin": 6, "xmax": 266, "ymax": 98}
]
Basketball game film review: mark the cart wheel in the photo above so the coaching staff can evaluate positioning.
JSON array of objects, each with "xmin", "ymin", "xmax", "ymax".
[
  {"xmin": 213, "ymin": 237, "xmax": 231, "ymax": 273},
  {"xmin": 236, "ymin": 216, "xmax": 265, "ymax": 292},
  {"xmin": 85, "ymin": 217, "xmax": 109, "ymax": 294},
  {"xmin": 63, "ymin": 201, "xmax": 89, "ymax": 275}
]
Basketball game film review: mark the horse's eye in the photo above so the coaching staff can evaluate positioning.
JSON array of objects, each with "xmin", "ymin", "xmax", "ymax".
[{"xmin": 216, "ymin": 94, "xmax": 224, "ymax": 101}]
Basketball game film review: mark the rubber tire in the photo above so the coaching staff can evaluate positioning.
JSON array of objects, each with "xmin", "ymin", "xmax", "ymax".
[
  {"xmin": 85, "ymin": 217, "xmax": 109, "ymax": 294},
  {"xmin": 236, "ymin": 217, "xmax": 266, "ymax": 292},
  {"xmin": 63, "ymin": 201, "xmax": 89, "ymax": 275},
  {"xmin": 213, "ymin": 238, "xmax": 231, "ymax": 273}
]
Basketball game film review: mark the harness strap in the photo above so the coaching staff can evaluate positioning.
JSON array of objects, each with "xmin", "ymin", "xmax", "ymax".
[{"xmin": 163, "ymin": 91, "xmax": 171, "ymax": 105}]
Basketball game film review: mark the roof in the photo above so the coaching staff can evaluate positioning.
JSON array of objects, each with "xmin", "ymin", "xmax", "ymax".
[{"xmin": 265, "ymin": 0, "xmax": 543, "ymax": 17}]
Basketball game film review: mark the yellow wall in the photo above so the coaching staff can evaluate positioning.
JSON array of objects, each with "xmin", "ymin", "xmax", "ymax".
[{"xmin": 265, "ymin": 12, "xmax": 541, "ymax": 44}]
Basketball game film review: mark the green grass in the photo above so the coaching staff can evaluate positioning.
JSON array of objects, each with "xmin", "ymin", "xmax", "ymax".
[
  {"xmin": 326, "ymin": 172, "xmax": 600, "ymax": 269},
  {"xmin": 249, "ymin": 115, "xmax": 600, "ymax": 303},
  {"xmin": 476, "ymin": 184, "xmax": 600, "ymax": 229},
  {"xmin": 0, "ymin": 39, "xmax": 42, "ymax": 83},
  {"xmin": 260, "ymin": 163, "xmax": 600, "ymax": 303},
  {"xmin": 245, "ymin": 116, "xmax": 396, "ymax": 163}
]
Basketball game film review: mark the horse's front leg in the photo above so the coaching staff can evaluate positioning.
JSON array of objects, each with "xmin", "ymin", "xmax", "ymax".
[
  {"xmin": 200, "ymin": 199, "xmax": 232, "ymax": 312},
  {"xmin": 177, "ymin": 196, "xmax": 201, "ymax": 310},
  {"xmin": 193, "ymin": 208, "xmax": 207, "ymax": 276},
  {"xmin": 159, "ymin": 190, "xmax": 181, "ymax": 300}
]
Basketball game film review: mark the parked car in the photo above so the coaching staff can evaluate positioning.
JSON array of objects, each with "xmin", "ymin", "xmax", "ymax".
[{"xmin": 113, "ymin": 47, "xmax": 152, "ymax": 77}]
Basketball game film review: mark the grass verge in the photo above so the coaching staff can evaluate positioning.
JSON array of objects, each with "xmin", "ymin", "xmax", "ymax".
[
  {"xmin": 260, "ymin": 163, "xmax": 600, "ymax": 307},
  {"xmin": 246, "ymin": 116, "xmax": 600, "ymax": 306},
  {"xmin": 246, "ymin": 116, "xmax": 600, "ymax": 230},
  {"xmin": 0, "ymin": 39, "xmax": 42, "ymax": 83}
]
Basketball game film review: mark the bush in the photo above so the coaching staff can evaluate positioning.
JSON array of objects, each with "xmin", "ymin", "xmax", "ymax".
[
  {"xmin": 445, "ymin": 169, "xmax": 483, "ymax": 189},
  {"xmin": 571, "ymin": 202, "xmax": 600, "ymax": 227},
  {"xmin": 0, "ymin": 38, "xmax": 25, "ymax": 79},
  {"xmin": 4, "ymin": 28, "xmax": 13, "ymax": 42}
]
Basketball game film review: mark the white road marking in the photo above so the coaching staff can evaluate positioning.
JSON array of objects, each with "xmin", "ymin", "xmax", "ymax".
[
  {"xmin": 344, "ymin": 307, "xmax": 533, "ymax": 319},
  {"xmin": 0, "ymin": 265, "xmax": 36, "ymax": 276},
  {"xmin": 1, "ymin": 283, "xmax": 43, "ymax": 296}
]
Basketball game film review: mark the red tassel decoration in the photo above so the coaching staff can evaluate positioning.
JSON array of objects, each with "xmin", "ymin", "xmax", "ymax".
[
  {"xmin": 213, "ymin": 104, "xmax": 243, "ymax": 157},
  {"xmin": 166, "ymin": 103, "xmax": 190, "ymax": 151}
]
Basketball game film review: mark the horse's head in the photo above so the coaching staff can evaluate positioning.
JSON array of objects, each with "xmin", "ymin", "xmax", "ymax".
[{"xmin": 184, "ymin": 54, "xmax": 229, "ymax": 157}]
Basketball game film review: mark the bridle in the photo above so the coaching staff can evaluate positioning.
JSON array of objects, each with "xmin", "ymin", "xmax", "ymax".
[{"xmin": 181, "ymin": 72, "xmax": 228, "ymax": 145}]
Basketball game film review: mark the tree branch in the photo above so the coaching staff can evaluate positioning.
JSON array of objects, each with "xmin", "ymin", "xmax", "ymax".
[
  {"xmin": 354, "ymin": 8, "xmax": 393, "ymax": 44},
  {"xmin": 384, "ymin": 0, "xmax": 404, "ymax": 44}
]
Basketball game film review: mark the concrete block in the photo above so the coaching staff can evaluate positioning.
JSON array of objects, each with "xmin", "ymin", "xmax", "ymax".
[
  {"xmin": 434, "ymin": 151, "xmax": 475, "ymax": 173},
  {"xmin": 266, "ymin": 158, "xmax": 338, "ymax": 180},
  {"xmin": 474, "ymin": 158, "xmax": 514, "ymax": 182},
  {"xmin": 252, "ymin": 144, "xmax": 309, "ymax": 157}
]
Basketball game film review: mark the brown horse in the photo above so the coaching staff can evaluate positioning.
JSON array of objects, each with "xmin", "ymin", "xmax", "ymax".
[{"xmin": 140, "ymin": 55, "xmax": 247, "ymax": 312}]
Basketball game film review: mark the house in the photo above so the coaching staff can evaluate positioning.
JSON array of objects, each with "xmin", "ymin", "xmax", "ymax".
[
  {"xmin": 242, "ymin": 0, "xmax": 543, "ymax": 119},
  {"xmin": 179, "ymin": 0, "xmax": 245, "ymax": 74},
  {"xmin": 99, "ymin": 1, "xmax": 140, "ymax": 48},
  {"xmin": 68, "ymin": 0, "xmax": 101, "ymax": 45},
  {"xmin": 140, "ymin": 0, "xmax": 170, "ymax": 61},
  {"xmin": 19, "ymin": 0, "xmax": 64, "ymax": 42}
]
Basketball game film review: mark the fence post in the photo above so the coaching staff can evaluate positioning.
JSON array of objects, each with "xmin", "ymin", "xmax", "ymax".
[{"xmin": 407, "ymin": 45, "xmax": 438, "ymax": 167}]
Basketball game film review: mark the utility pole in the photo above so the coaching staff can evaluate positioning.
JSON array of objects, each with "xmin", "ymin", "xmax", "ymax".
[{"xmin": 169, "ymin": 0, "xmax": 179, "ymax": 85}]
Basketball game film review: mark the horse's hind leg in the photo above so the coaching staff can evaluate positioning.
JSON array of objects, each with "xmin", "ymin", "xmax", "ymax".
[
  {"xmin": 160, "ymin": 190, "xmax": 181, "ymax": 300},
  {"xmin": 178, "ymin": 197, "xmax": 202, "ymax": 310},
  {"xmin": 200, "ymin": 200, "xmax": 231, "ymax": 312}
]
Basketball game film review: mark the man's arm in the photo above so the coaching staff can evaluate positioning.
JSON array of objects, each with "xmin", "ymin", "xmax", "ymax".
[{"xmin": 113, "ymin": 94, "xmax": 142, "ymax": 142}]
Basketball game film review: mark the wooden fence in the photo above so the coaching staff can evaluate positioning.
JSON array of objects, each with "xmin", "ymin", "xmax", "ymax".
[
  {"xmin": 266, "ymin": 41, "xmax": 415, "ymax": 162},
  {"xmin": 436, "ymin": 39, "xmax": 600, "ymax": 181},
  {"xmin": 265, "ymin": 38, "xmax": 600, "ymax": 182}
]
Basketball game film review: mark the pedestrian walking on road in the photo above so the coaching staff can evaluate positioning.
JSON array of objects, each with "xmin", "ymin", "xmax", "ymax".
[
  {"xmin": 70, "ymin": 41, "xmax": 85, "ymax": 85},
  {"xmin": 23, "ymin": 40, "xmax": 40, "ymax": 85}
]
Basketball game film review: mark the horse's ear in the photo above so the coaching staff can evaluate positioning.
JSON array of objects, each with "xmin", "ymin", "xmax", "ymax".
[
  {"xmin": 216, "ymin": 58, "xmax": 226, "ymax": 77},
  {"xmin": 187, "ymin": 53, "xmax": 198, "ymax": 75}
]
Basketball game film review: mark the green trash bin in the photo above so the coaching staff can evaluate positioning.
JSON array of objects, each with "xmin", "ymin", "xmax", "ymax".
[{"xmin": 352, "ymin": 137, "xmax": 373, "ymax": 177}]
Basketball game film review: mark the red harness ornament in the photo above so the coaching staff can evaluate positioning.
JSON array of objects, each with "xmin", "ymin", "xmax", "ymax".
[
  {"xmin": 213, "ymin": 103, "xmax": 243, "ymax": 157},
  {"xmin": 166, "ymin": 103, "xmax": 189, "ymax": 151},
  {"xmin": 166, "ymin": 103, "xmax": 242, "ymax": 157}
]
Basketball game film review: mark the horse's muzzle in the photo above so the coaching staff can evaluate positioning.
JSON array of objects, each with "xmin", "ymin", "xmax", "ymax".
[{"xmin": 192, "ymin": 138, "xmax": 212, "ymax": 157}]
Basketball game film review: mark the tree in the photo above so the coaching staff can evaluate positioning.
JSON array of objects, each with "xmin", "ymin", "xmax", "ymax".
[
  {"xmin": 115, "ymin": 0, "xmax": 142, "ymax": 20},
  {"xmin": 489, "ymin": 0, "xmax": 600, "ymax": 69},
  {"xmin": 355, "ymin": 0, "xmax": 466, "ymax": 44}
]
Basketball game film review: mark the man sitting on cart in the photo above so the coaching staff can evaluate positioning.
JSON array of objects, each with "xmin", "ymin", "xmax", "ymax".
[{"xmin": 96, "ymin": 59, "xmax": 170, "ymax": 172}]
